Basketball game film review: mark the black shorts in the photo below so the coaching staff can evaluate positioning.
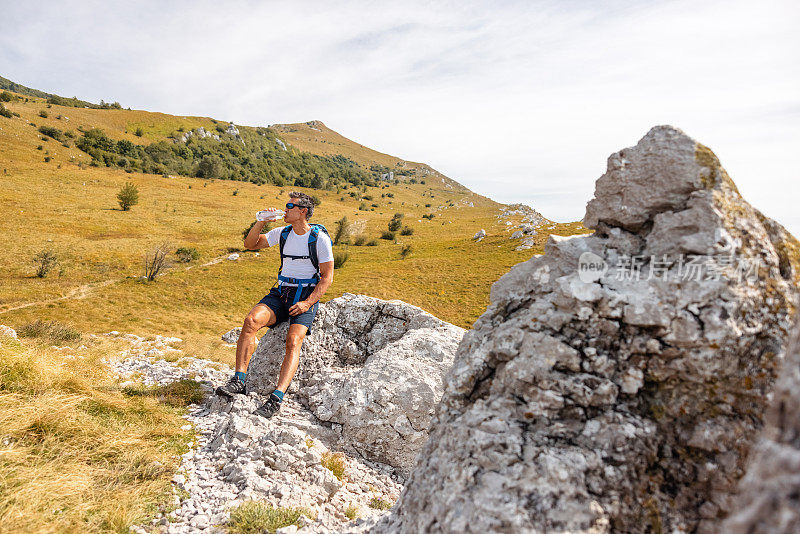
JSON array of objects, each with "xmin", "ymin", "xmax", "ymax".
[{"xmin": 257, "ymin": 285, "xmax": 319, "ymax": 334}]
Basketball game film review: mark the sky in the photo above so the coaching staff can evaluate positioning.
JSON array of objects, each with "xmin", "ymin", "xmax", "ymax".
[{"xmin": 1, "ymin": 0, "xmax": 798, "ymax": 234}]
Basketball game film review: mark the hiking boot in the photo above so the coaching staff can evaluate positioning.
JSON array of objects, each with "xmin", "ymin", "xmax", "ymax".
[
  {"xmin": 215, "ymin": 375, "xmax": 247, "ymax": 398},
  {"xmin": 253, "ymin": 394, "xmax": 282, "ymax": 418}
]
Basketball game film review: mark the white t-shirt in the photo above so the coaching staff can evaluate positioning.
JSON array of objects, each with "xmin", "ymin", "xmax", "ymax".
[{"xmin": 266, "ymin": 225, "xmax": 334, "ymax": 285}]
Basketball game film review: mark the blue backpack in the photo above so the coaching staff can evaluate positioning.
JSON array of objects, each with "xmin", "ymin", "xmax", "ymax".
[{"xmin": 277, "ymin": 223, "xmax": 330, "ymax": 304}]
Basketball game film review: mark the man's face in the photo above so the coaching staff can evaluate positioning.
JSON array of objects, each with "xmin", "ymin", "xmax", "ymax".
[{"xmin": 284, "ymin": 197, "xmax": 307, "ymax": 223}]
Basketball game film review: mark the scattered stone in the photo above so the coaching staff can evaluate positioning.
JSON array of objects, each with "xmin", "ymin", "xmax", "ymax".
[
  {"xmin": 0, "ymin": 325, "xmax": 17, "ymax": 339},
  {"xmin": 227, "ymin": 253, "xmax": 239, "ymax": 261},
  {"xmin": 472, "ymin": 229, "xmax": 486, "ymax": 241}
]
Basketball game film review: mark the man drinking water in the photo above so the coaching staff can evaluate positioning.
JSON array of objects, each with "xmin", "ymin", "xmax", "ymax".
[{"xmin": 215, "ymin": 191, "xmax": 334, "ymax": 418}]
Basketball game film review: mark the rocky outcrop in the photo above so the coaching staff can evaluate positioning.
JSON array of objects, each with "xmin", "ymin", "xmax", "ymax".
[
  {"xmin": 110, "ymin": 334, "xmax": 401, "ymax": 534},
  {"xmin": 379, "ymin": 126, "xmax": 800, "ymax": 533},
  {"xmin": 723, "ymin": 317, "xmax": 800, "ymax": 533},
  {"xmin": 246, "ymin": 294, "xmax": 465, "ymax": 476}
]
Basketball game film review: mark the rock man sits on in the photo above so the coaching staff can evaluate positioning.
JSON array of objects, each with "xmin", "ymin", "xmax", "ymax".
[{"xmin": 215, "ymin": 191, "xmax": 334, "ymax": 418}]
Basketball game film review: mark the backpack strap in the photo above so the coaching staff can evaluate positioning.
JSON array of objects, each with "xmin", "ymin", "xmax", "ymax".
[
  {"xmin": 308, "ymin": 225, "xmax": 320, "ymax": 273},
  {"xmin": 277, "ymin": 225, "xmax": 293, "ymax": 279}
]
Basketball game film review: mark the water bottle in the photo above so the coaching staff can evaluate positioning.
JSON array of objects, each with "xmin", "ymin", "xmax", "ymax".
[{"xmin": 256, "ymin": 208, "xmax": 283, "ymax": 222}]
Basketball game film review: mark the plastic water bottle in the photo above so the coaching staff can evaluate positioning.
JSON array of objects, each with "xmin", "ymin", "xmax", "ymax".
[{"xmin": 256, "ymin": 208, "xmax": 283, "ymax": 222}]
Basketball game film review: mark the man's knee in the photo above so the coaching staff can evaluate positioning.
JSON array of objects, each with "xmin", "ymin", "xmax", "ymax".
[
  {"xmin": 242, "ymin": 307, "xmax": 274, "ymax": 335},
  {"xmin": 285, "ymin": 330, "xmax": 306, "ymax": 349}
]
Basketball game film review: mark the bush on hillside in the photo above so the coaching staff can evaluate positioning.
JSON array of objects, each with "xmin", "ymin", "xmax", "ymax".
[
  {"xmin": 38, "ymin": 110, "xmax": 48, "ymax": 118},
  {"xmin": 117, "ymin": 182, "xmax": 139, "ymax": 211},
  {"xmin": 175, "ymin": 247, "xmax": 200, "ymax": 263},
  {"xmin": 333, "ymin": 250, "xmax": 349, "ymax": 269},
  {"xmin": 380, "ymin": 230, "xmax": 395, "ymax": 240},
  {"xmin": 0, "ymin": 90, "xmax": 17, "ymax": 102},
  {"xmin": 38, "ymin": 125, "xmax": 64, "ymax": 142},
  {"xmin": 0, "ymin": 103, "xmax": 12, "ymax": 118},
  {"xmin": 333, "ymin": 216, "xmax": 350, "ymax": 245},
  {"xmin": 400, "ymin": 244, "xmax": 414, "ymax": 259},
  {"xmin": 242, "ymin": 220, "xmax": 273, "ymax": 240},
  {"xmin": 353, "ymin": 235, "xmax": 367, "ymax": 246},
  {"xmin": 388, "ymin": 212, "xmax": 404, "ymax": 232},
  {"xmin": 366, "ymin": 239, "xmax": 379, "ymax": 246},
  {"xmin": 198, "ymin": 155, "xmax": 224, "ymax": 179},
  {"xmin": 32, "ymin": 250, "xmax": 59, "ymax": 278},
  {"xmin": 400, "ymin": 226, "xmax": 414, "ymax": 236},
  {"xmin": 422, "ymin": 213, "xmax": 435, "ymax": 220},
  {"xmin": 143, "ymin": 242, "xmax": 171, "ymax": 281}
]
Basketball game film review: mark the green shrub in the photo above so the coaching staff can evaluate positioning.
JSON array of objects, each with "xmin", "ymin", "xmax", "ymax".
[
  {"xmin": 116, "ymin": 182, "xmax": 139, "ymax": 211},
  {"xmin": 32, "ymin": 250, "xmax": 59, "ymax": 278},
  {"xmin": 0, "ymin": 103, "xmax": 12, "ymax": 118},
  {"xmin": 228, "ymin": 501, "xmax": 314, "ymax": 534},
  {"xmin": 422, "ymin": 213, "xmax": 435, "ymax": 220},
  {"xmin": 400, "ymin": 244, "xmax": 413, "ymax": 259},
  {"xmin": 425, "ymin": 203, "xmax": 431, "ymax": 208},
  {"xmin": 358, "ymin": 202, "xmax": 368, "ymax": 211},
  {"xmin": 366, "ymin": 239, "xmax": 378, "ymax": 246},
  {"xmin": 333, "ymin": 250, "xmax": 349, "ymax": 269},
  {"xmin": 345, "ymin": 504, "xmax": 358, "ymax": 520},
  {"xmin": 380, "ymin": 231, "xmax": 395, "ymax": 240},
  {"xmin": 368, "ymin": 496, "xmax": 393, "ymax": 511},
  {"xmin": 400, "ymin": 226, "xmax": 414, "ymax": 236},
  {"xmin": 18, "ymin": 320, "xmax": 80, "ymax": 344},
  {"xmin": 134, "ymin": 127, "xmax": 144, "ymax": 136},
  {"xmin": 0, "ymin": 90, "xmax": 15, "ymax": 102},
  {"xmin": 38, "ymin": 110, "xmax": 48, "ymax": 118},
  {"xmin": 242, "ymin": 220, "xmax": 272, "ymax": 240},
  {"xmin": 388, "ymin": 212, "xmax": 403, "ymax": 232},
  {"xmin": 198, "ymin": 155, "xmax": 224, "ymax": 179},
  {"xmin": 38, "ymin": 125, "xmax": 64, "ymax": 142},
  {"xmin": 36, "ymin": 145, "xmax": 43, "ymax": 151},
  {"xmin": 43, "ymin": 156, "xmax": 51, "ymax": 163},
  {"xmin": 353, "ymin": 235, "xmax": 367, "ymax": 246},
  {"xmin": 175, "ymin": 247, "xmax": 199, "ymax": 263},
  {"xmin": 333, "ymin": 216, "xmax": 350, "ymax": 245}
]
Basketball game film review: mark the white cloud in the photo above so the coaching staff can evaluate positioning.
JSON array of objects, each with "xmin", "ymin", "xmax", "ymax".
[{"xmin": 1, "ymin": 0, "xmax": 798, "ymax": 233}]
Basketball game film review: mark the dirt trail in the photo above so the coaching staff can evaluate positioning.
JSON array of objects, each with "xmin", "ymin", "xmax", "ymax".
[{"xmin": 0, "ymin": 254, "xmax": 233, "ymax": 315}]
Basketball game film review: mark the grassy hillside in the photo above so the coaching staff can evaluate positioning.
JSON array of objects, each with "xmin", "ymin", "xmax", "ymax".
[{"xmin": 0, "ymin": 83, "xmax": 586, "ymax": 361}]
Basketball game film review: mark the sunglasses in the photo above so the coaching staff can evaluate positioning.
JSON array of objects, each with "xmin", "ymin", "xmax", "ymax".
[{"xmin": 285, "ymin": 202, "xmax": 309, "ymax": 210}]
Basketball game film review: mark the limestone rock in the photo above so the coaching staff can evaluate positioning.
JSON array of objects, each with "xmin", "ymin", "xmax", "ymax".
[
  {"xmin": 0, "ymin": 325, "xmax": 17, "ymax": 339},
  {"xmin": 246, "ymin": 293, "xmax": 465, "ymax": 475},
  {"xmin": 379, "ymin": 126, "xmax": 800, "ymax": 533},
  {"xmin": 723, "ymin": 317, "xmax": 800, "ymax": 533},
  {"xmin": 473, "ymin": 229, "xmax": 486, "ymax": 241}
]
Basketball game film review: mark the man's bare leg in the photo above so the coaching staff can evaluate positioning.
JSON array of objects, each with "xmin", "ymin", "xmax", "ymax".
[
  {"xmin": 276, "ymin": 324, "xmax": 308, "ymax": 393},
  {"xmin": 235, "ymin": 304, "xmax": 276, "ymax": 373}
]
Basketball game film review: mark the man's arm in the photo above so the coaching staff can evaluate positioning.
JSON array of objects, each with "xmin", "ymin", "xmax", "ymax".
[
  {"xmin": 288, "ymin": 260, "xmax": 333, "ymax": 315},
  {"xmin": 244, "ymin": 221, "xmax": 271, "ymax": 250}
]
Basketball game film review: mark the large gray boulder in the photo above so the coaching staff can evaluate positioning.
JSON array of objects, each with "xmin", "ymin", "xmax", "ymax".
[
  {"xmin": 378, "ymin": 126, "xmax": 800, "ymax": 533},
  {"xmin": 723, "ymin": 316, "xmax": 800, "ymax": 533},
  {"xmin": 246, "ymin": 293, "xmax": 465, "ymax": 476}
]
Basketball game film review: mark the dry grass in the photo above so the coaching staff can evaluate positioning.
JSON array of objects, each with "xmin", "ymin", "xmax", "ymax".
[
  {"xmin": 367, "ymin": 496, "xmax": 393, "ymax": 511},
  {"xmin": 321, "ymin": 451, "xmax": 347, "ymax": 481},
  {"xmin": 0, "ymin": 90, "xmax": 587, "ymax": 348},
  {"xmin": 0, "ymin": 334, "xmax": 192, "ymax": 532},
  {"xmin": 227, "ymin": 501, "xmax": 314, "ymax": 534}
]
